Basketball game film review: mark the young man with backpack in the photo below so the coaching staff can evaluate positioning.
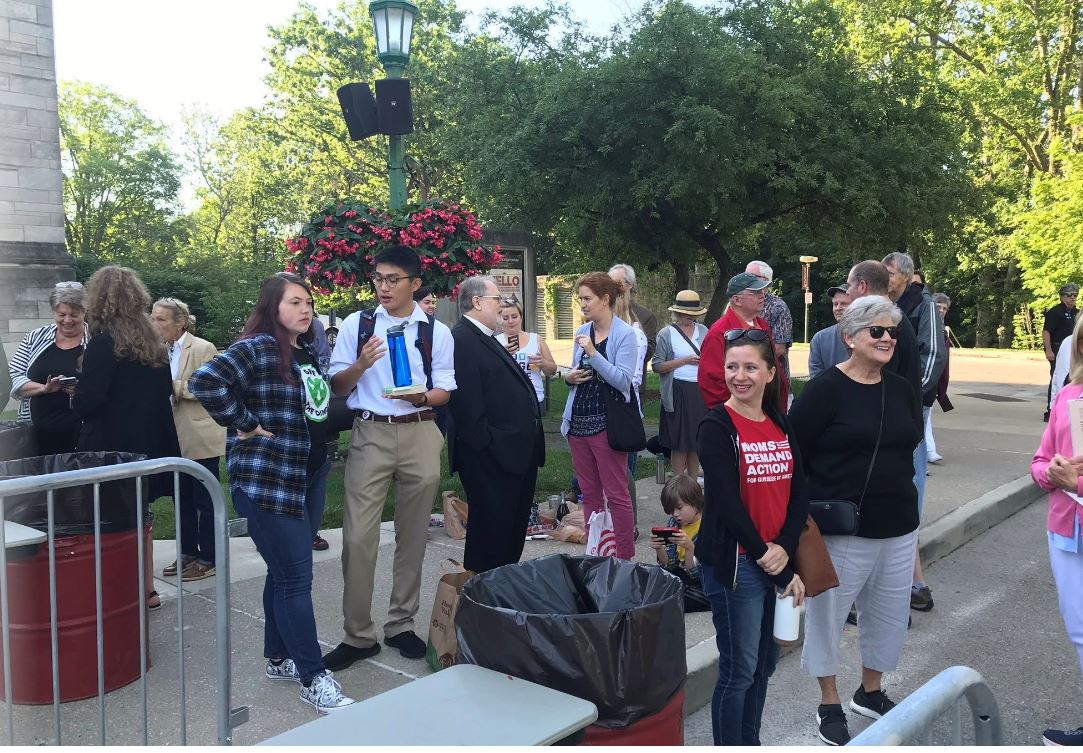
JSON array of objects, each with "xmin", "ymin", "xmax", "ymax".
[{"xmin": 323, "ymin": 245, "xmax": 456, "ymax": 668}]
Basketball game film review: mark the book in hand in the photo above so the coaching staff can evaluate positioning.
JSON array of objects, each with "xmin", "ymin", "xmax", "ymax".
[{"xmin": 383, "ymin": 384, "xmax": 427, "ymax": 397}]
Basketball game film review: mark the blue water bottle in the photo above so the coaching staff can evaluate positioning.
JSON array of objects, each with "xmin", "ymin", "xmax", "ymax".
[{"xmin": 386, "ymin": 324, "xmax": 412, "ymax": 387}]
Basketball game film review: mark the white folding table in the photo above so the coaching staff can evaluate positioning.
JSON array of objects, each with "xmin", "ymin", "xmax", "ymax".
[{"xmin": 257, "ymin": 663, "xmax": 598, "ymax": 746}]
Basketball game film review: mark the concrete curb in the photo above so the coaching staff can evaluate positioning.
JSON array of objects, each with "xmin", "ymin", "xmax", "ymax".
[{"xmin": 679, "ymin": 473, "xmax": 1044, "ymax": 718}]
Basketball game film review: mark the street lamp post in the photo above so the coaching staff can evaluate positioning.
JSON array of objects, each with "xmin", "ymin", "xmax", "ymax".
[
  {"xmin": 369, "ymin": 0, "xmax": 417, "ymax": 211},
  {"xmin": 799, "ymin": 255, "xmax": 819, "ymax": 343}
]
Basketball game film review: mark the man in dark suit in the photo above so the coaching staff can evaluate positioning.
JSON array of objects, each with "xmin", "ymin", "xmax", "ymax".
[{"xmin": 448, "ymin": 276, "xmax": 545, "ymax": 573}]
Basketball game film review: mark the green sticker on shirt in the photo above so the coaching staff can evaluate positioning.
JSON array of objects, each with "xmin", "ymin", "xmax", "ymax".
[{"xmin": 299, "ymin": 363, "xmax": 329, "ymax": 422}]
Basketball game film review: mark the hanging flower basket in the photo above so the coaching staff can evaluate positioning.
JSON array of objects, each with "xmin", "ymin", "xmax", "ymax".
[{"xmin": 285, "ymin": 198, "xmax": 502, "ymax": 297}]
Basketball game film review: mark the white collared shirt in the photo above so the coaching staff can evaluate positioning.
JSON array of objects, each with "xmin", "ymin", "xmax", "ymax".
[
  {"xmin": 169, "ymin": 331, "xmax": 187, "ymax": 380},
  {"xmin": 465, "ymin": 314, "xmax": 495, "ymax": 337},
  {"xmin": 329, "ymin": 302, "xmax": 456, "ymax": 415}
]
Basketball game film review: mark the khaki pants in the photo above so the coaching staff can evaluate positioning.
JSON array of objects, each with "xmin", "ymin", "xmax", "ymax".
[{"xmin": 340, "ymin": 418, "xmax": 443, "ymax": 647}]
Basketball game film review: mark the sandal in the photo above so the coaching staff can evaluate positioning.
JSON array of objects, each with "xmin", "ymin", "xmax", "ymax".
[{"xmin": 147, "ymin": 591, "xmax": 162, "ymax": 611}]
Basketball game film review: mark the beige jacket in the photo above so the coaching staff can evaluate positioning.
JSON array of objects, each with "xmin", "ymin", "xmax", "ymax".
[{"xmin": 173, "ymin": 334, "xmax": 226, "ymax": 460}]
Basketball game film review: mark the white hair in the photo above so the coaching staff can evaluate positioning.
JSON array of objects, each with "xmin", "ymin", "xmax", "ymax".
[
  {"xmin": 838, "ymin": 296, "xmax": 902, "ymax": 340},
  {"xmin": 881, "ymin": 252, "xmax": 915, "ymax": 279},
  {"xmin": 458, "ymin": 275, "xmax": 497, "ymax": 313},
  {"xmin": 608, "ymin": 263, "xmax": 636, "ymax": 288}
]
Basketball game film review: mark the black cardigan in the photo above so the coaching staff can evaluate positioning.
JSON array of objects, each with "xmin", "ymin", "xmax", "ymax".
[{"xmin": 695, "ymin": 403, "xmax": 809, "ymax": 590}]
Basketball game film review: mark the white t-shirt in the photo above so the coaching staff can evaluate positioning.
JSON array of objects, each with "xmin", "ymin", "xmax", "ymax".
[
  {"xmin": 631, "ymin": 323, "xmax": 648, "ymax": 390},
  {"xmin": 328, "ymin": 302, "xmax": 456, "ymax": 415},
  {"xmin": 497, "ymin": 331, "xmax": 545, "ymax": 402},
  {"xmin": 669, "ymin": 325, "xmax": 704, "ymax": 383}
]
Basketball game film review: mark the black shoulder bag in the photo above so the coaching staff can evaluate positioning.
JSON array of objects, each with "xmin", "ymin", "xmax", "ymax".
[
  {"xmin": 808, "ymin": 379, "xmax": 885, "ymax": 536},
  {"xmin": 591, "ymin": 325, "xmax": 647, "ymax": 453}
]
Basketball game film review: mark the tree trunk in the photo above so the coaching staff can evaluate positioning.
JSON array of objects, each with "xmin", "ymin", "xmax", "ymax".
[
  {"xmin": 691, "ymin": 232, "xmax": 731, "ymax": 325},
  {"xmin": 973, "ymin": 268, "xmax": 997, "ymax": 347},
  {"xmin": 672, "ymin": 260, "xmax": 689, "ymax": 292}
]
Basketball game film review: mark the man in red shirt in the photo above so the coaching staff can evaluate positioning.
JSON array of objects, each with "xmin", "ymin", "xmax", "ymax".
[{"xmin": 698, "ymin": 272, "xmax": 789, "ymax": 411}]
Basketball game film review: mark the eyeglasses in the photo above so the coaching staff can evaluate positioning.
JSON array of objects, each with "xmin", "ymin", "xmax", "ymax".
[
  {"xmin": 863, "ymin": 326, "xmax": 898, "ymax": 340},
  {"xmin": 371, "ymin": 274, "xmax": 414, "ymax": 289},
  {"xmin": 723, "ymin": 328, "xmax": 769, "ymax": 343},
  {"xmin": 500, "ymin": 296, "xmax": 520, "ymax": 306},
  {"xmin": 474, "ymin": 294, "xmax": 503, "ymax": 303},
  {"xmin": 55, "ymin": 281, "xmax": 83, "ymax": 290}
]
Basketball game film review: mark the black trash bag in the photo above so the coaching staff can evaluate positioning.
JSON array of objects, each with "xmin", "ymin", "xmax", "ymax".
[
  {"xmin": 455, "ymin": 554, "xmax": 686, "ymax": 728},
  {"xmin": 0, "ymin": 421, "xmax": 38, "ymax": 462},
  {"xmin": 0, "ymin": 452, "xmax": 150, "ymax": 535}
]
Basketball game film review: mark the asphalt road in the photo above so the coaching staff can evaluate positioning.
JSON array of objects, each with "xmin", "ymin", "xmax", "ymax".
[{"xmin": 683, "ymin": 499, "xmax": 1082, "ymax": 746}]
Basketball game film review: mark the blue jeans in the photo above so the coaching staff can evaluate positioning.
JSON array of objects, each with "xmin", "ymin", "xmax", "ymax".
[
  {"xmin": 307, "ymin": 459, "xmax": 332, "ymax": 540},
  {"xmin": 179, "ymin": 456, "xmax": 219, "ymax": 565},
  {"xmin": 701, "ymin": 559, "xmax": 780, "ymax": 746},
  {"xmin": 913, "ymin": 406, "xmax": 931, "ymax": 520},
  {"xmin": 233, "ymin": 473, "xmax": 326, "ymax": 683}
]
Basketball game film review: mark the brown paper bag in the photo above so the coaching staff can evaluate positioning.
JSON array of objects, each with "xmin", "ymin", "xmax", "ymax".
[
  {"xmin": 426, "ymin": 560, "xmax": 475, "ymax": 672},
  {"xmin": 441, "ymin": 490, "xmax": 468, "ymax": 540}
]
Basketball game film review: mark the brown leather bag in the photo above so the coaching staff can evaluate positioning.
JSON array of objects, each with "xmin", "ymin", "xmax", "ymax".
[{"xmin": 793, "ymin": 516, "xmax": 839, "ymax": 597}]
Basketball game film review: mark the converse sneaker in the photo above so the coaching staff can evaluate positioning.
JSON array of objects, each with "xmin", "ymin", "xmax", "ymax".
[
  {"xmin": 1043, "ymin": 726, "xmax": 1083, "ymax": 746},
  {"xmin": 265, "ymin": 658, "xmax": 300, "ymax": 682},
  {"xmin": 300, "ymin": 670, "xmax": 356, "ymax": 714},
  {"xmin": 850, "ymin": 685, "xmax": 897, "ymax": 720},
  {"xmin": 816, "ymin": 704, "xmax": 850, "ymax": 746}
]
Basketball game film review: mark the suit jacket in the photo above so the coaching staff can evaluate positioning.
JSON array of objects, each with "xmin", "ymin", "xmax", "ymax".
[
  {"xmin": 447, "ymin": 318, "xmax": 544, "ymax": 476},
  {"xmin": 173, "ymin": 334, "xmax": 226, "ymax": 460},
  {"xmin": 73, "ymin": 332, "xmax": 180, "ymax": 461}
]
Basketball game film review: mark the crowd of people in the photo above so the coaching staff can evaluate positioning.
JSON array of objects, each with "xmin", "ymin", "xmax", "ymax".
[{"xmin": 8, "ymin": 248, "xmax": 1081, "ymax": 745}]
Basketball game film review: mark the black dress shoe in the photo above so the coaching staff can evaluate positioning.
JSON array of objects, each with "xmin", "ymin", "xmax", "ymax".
[
  {"xmin": 384, "ymin": 630, "xmax": 426, "ymax": 659},
  {"xmin": 322, "ymin": 642, "xmax": 380, "ymax": 672}
]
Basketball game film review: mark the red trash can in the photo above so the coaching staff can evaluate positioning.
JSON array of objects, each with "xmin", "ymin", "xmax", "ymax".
[
  {"xmin": 0, "ymin": 523, "xmax": 152, "ymax": 704},
  {"xmin": 580, "ymin": 688, "xmax": 685, "ymax": 746}
]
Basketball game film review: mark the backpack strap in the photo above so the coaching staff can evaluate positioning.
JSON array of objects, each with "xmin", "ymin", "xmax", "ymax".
[{"xmin": 414, "ymin": 313, "xmax": 435, "ymax": 389}]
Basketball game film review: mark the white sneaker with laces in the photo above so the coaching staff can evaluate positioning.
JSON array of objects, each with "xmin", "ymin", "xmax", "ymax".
[
  {"xmin": 300, "ymin": 670, "xmax": 356, "ymax": 714},
  {"xmin": 265, "ymin": 658, "xmax": 300, "ymax": 682}
]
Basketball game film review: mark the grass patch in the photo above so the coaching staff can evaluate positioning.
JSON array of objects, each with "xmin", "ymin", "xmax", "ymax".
[
  {"xmin": 149, "ymin": 442, "xmax": 657, "ymax": 540},
  {"xmin": 544, "ymin": 371, "xmax": 662, "ymax": 423}
]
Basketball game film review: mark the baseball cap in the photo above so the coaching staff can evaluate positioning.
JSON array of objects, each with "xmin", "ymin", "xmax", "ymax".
[
  {"xmin": 826, "ymin": 282, "xmax": 849, "ymax": 298},
  {"xmin": 745, "ymin": 260, "xmax": 773, "ymax": 283},
  {"xmin": 727, "ymin": 272, "xmax": 771, "ymax": 297}
]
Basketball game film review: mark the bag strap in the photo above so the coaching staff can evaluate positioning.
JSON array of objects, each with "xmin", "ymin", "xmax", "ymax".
[
  {"xmin": 671, "ymin": 324, "xmax": 701, "ymax": 356},
  {"xmin": 856, "ymin": 379, "xmax": 885, "ymax": 515},
  {"xmin": 590, "ymin": 324, "xmax": 639, "ymax": 411}
]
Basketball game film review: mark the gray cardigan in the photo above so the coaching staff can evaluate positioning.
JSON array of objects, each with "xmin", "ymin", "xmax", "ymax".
[
  {"xmin": 651, "ymin": 323, "xmax": 708, "ymax": 413},
  {"xmin": 561, "ymin": 316, "xmax": 638, "ymax": 436}
]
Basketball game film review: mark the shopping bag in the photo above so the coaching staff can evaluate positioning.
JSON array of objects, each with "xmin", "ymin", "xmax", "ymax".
[
  {"xmin": 426, "ymin": 559, "xmax": 475, "ymax": 672},
  {"xmin": 586, "ymin": 505, "xmax": 617, "ymax": 557},
  {"xmin": 441, "ymin": 490, "xmax": 468, "ymax": 540}
]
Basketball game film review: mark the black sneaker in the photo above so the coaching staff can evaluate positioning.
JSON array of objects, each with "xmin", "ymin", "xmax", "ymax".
[
  {"xmin": 321, "ymin": 642, "xmax": 380, "ymax": 672},
  {"xmin": 1043, "ymin": 726, "xmax": 1083, "ymax": 746},
  {"xmin": 816, "ymin": 704, "xmax": 851, "ymax": 746},
  {"xmin": 850, "ymin": 685, "xmax": 896, "ymax": 720},
  {"xmin": 384, "ymin": 630, "xmax": 426, "ymax": 659},
  {"xmin": 911, "ymin": 585, "xmax": 934, "ymax": 611}
]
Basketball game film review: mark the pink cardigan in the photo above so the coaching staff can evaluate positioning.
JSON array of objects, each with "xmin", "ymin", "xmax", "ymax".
[{"xmin": 1031, "ymin": 382, "xmax": 1083, "ymax": 537}]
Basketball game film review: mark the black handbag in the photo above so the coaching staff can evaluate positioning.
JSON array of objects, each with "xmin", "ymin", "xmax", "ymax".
[
  {"xmin": 590, "ymin": 325, "xmax": 647, "ymax": 453},
  {"xmin": 808, "ymin": 379, "xmax": 884, "ymax": 536}
]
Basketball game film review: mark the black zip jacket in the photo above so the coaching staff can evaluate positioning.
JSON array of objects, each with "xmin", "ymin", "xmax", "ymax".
[{"xmin": 695, "ymin": 403, "xmax": 810, "ymax": 591}]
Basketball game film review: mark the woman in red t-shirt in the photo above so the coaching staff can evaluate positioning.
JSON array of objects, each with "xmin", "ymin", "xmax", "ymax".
[{"xmin": 695, "ymin": 329, "xmax": 809, "ymax": 746}]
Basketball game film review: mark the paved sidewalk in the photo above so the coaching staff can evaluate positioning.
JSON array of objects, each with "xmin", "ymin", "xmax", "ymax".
[{"xmin": 5, "ymin": 351, "xmax": 1052, "ymax": 745}]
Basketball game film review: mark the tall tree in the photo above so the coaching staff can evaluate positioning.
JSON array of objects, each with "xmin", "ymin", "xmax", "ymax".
[{"xmin": 59, "ymin": 81, "xmax": 182, "ymax": 266}]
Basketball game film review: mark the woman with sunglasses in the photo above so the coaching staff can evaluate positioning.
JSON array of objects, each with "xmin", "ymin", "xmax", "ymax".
[
  {"xmin": 696, "ymin": 326, "xmax": 808, "ymax": 745},
  {"xmin": 788, "ymin": 296, "xmax": 922, "ymax": 746}
]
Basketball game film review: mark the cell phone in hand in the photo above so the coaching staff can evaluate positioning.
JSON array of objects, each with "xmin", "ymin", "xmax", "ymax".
[
  {"xmin": 58, "ymin": 376, "xmax": 78, "ymax": 387},
  {"xmin": 651, "ymin": 526, "xmax": 680, "ymax": 542},
  {"xmin": 506, "ymin": 334, "xmax": 520, "ymax": 352}
]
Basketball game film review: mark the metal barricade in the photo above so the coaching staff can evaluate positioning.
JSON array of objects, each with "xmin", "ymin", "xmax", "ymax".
[
  {"xmin": 0, "ymin": 457, "xmax": 247, "ymax": 745},
  {"xmin": 848, "ymin": 666, "xmax": 1001, "ymax": 746}
]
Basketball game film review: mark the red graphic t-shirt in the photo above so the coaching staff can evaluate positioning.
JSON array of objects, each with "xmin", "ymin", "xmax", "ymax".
[{"xmin": 724, "ymin": 405, "xmax": 793, "ymax": 551}]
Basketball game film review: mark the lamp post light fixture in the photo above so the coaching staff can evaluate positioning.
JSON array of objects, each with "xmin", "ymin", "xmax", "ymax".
[
  {"xmin": 369, "ymin": 0, "xmax": 417, "ymax": 210},
  {"xmin": 799, "ymin": 255, "xmax": 819, "ymax": 344}
]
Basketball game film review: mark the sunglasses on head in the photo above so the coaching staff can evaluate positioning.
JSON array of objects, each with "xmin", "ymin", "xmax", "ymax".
[
  {"xmin": 864, "ymin": 325, "xmax": 898, "ymax": 340},
  {"xmin": 723, "ymin": 328, "xmax": 769, "ymax": 343}
]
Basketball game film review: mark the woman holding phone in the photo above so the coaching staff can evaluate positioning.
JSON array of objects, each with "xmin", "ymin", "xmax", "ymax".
[
  {"xmin": 497, "ymin": 297, "xmax": 557, "ymax": 406},
  {"xmin": 696, "ymin": 327, "xmax": 808, "ymax": 746}
]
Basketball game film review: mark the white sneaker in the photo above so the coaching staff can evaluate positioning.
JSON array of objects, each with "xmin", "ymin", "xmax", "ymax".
[
  {"xmin": 928, "ymin": 454, "xmax": 943, "ymax": 464},
  {"xmin": 300, "ymin": 670, "xmax": 356, "ymax": 714},
  {"xmin": 265, "ymin": 658, "xmax": 300, "ymax": 682}
]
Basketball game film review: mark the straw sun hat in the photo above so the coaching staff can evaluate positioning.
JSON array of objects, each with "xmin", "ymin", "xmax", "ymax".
[{"xmin": 667, "ymin": 289, "xmax": 708, "ymax": 317}]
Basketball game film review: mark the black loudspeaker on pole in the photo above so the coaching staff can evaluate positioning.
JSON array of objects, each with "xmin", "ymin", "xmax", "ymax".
[
  {"xmin": 336, "ymin": 83, "xmax": 379, "ymax": 141},
  {"xmin": 375, "ymin": 79, "xmax": 413, "ymax": 136}
]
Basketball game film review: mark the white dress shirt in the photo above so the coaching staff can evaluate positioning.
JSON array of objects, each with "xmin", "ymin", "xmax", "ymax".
[
  {"xmin": 329, "ymin": 302, "xmax": 456, "ymax": 415},
  {"xmin": 464, "ymin": 314, "xmax": 495, "ymax": 337},
  {"xmin": 169, "ymin": 331, "xmax": 187, "ymax": 380}
]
